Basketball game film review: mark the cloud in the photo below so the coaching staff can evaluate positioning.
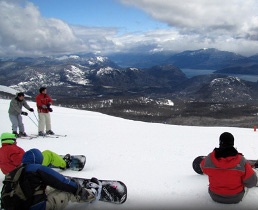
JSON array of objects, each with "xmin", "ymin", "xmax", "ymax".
[
  {"xmin": 0, "ymin": 0, "xmax": 117, "ymax": 57},
  {"xmin": 1, "ymin": 0, "xmax": 258, "ymax": 57},
  {"xmin": 118, "ymin": 0, "xmax": 258, "ymax": 34},
  {"xmin": 116, "ymin": 0, "xmax": 258, "ymax": 55}
]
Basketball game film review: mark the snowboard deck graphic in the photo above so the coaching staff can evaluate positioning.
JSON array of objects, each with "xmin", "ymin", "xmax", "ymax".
[
  {"xmin": 49, "ymin": 155, "xmax": 86, "ymax": 171},
  {"xmin": 67, "ymin": 177, "xmax": 127, "ymax": 204},
  {"xmin": 192, "ymin": 155, "xmax": 258, "ymax": 175}
]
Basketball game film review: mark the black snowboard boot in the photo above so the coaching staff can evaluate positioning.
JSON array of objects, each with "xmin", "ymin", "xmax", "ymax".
[{"xmin": 63, "ymin": 154, "xmax": 72, "ymax": 169}]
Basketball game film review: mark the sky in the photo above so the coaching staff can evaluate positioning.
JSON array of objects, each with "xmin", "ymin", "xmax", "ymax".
[{"xmin": 1, "ymin": 0, "xmax": 258, "ymax": 57}]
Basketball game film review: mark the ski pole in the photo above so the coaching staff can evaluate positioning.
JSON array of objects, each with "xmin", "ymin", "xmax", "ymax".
[
  {"xmin": 33, "ymin": 111, "xmax": 39, "ymax": 122},
  {"xmin": 28, "ymin": 115, "xmax": 38, "ymax": 128}
]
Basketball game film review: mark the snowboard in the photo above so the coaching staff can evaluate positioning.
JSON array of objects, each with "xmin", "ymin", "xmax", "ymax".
[
  {"xmin": 192, "ymin": 155, "xmax": 258, "ymax": 175},
  {"xmin": 67, "ymin": 177, "xmax": 127, "ymax": 204},
  {"xmin": 49, "ymin": 155, "xmax": 86, "ymax": 171}
]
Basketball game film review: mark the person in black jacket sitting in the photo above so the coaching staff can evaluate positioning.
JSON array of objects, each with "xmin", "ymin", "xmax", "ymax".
[{"xmin": 15, "ymin": 148, "xmax": 101, "ymax": 209}]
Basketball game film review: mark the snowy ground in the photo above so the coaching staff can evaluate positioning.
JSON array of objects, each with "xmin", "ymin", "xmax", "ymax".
[{"xmin": 1, "ymin": 98, "xmax": 258, "ymax": 209}]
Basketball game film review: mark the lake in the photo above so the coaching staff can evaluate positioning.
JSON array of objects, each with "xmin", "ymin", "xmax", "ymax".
[{"xmin": 181, "ymin": 68, "xmax": 258, "ymax": 83}]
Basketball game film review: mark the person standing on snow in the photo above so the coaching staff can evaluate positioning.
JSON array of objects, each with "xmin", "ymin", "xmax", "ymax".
[
  {"xmin": 201, "ymin": 132, "xmax": 257, "ymax": 204},
  {"xmin": 36, "ymin": 87, "xmax": 54, "ymax": 136},
  {"xmin": 1, "ymin": 148, "xmax": 101, "ymax": 210},
  {"xmin": 0, "ymin": 133, "xmax": 72, "ymax": 175},
  {"xmin": 8, "ymin": 92, "xmax": 34, "ymax": 137}
]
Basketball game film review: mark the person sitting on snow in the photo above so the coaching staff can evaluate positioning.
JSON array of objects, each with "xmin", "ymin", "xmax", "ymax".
[
  {"xmin": 1, "ymin": 148, "xmax": 101, "ymax": 210},
  {"xmin": 0, "ymin": 133, "xmax": 72, "ymax": 175},
  {"xmin": 201, "ymin": 132, "xmax": 257, "ymax": 204}
]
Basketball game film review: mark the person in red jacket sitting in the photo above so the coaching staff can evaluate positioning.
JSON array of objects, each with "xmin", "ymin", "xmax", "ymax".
[
  {"xmin": 0, "ymin": 133, "xmax": 25, "ymax": 174},
  {"xmin": 0, "ymin": 133, "xmax": 72, "ymax": 175},
  {"xmin": 201, "ymin": 132, "xmax": 257, "ymax": 204},
  {"xmin": 36, "ymin": 87, "xmax": 54, "ymax": 136}
]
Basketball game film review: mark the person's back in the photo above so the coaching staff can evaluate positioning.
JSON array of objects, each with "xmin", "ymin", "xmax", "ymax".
[
  {"xmin": 0, "ymin": 133, "xmax": 25, "ymax": 174},
  {"xmin": 201, "ymin": 132, "xmax": 257, "ymax": 204}
]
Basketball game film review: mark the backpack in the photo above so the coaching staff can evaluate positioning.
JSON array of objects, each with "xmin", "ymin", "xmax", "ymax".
[{"xmin": 1, "ymin": 165, "xmax": 33, "ymax": 210}]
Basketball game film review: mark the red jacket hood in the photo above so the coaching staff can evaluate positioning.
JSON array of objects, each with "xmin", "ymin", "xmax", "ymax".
[{"xmin": 210, "ymin": 150, "xmax": 242, "ymax": 169}]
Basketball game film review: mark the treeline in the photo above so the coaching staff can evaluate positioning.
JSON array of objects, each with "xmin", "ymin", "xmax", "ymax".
[{"xmin": 56, "ymin": 97, "xmax": 258, "ymax": 128}]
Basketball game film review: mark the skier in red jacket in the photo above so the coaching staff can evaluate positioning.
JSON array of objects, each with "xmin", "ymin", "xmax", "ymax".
[
  {"xmin": 36, "ymin": 87, "xmax": 54, "ymax": 136},
  {"xmin": 201, "ymin": 132, "xmax": 257, "ymax": 204}
]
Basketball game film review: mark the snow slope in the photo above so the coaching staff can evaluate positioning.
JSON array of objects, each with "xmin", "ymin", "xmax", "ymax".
[
  {"xmin": 0, "ymin": 98, "xmax": 258, "ymax": 209},
  {"xmin": 0, "ymin": 85, "xmax": 30, "ymax": 97},
  {"xmin": 0, "ymin": 85, "xmax": 19, "ymax": 95}
]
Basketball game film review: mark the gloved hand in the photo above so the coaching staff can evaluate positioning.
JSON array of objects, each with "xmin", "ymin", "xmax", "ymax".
[
  {"xmin": 29, "ymin": 108, "xmax": 34, "ymax": 112},
  {"xmin": 21, "ymin": 112, "xmax": 28, "ymax": 116},
  {"xmin": 47, "ymin": 103, "xmax": 53, "ymax": 112}
]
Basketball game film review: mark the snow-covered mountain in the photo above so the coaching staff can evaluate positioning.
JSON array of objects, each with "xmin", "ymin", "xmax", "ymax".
[
  {"xmin": 108, "ymin": 48, "xmax": 254, "ymax": 69},
  {"xmin": 0, "ymin": 98, "xmax": 258, "ymax": 209},
  {"xmin": 1, "ymin": 53, "xmax": 258, "ymax": 104},
  {"xmin": 196, "ymin": 76, "xmax": 255, "ymax": 102},
  {"xmin": 9, "ymin": 54, "xmax": 119, "ymax": 68},
  {"xmin": 166, "ymin": 48, "xmax": 250, "ymax": 70},
  {"xmin": 0, "ymin": 56, "xmax": 187, "ymax": 97},
  {"xmin": 174, "ymin": 74, "xmax": 258, "ymax": 102}
]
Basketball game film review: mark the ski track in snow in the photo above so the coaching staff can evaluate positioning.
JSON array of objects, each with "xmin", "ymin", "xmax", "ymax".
[{"xmin": 0, "ymin": 98, "xmax": 258, "ymax": 209}]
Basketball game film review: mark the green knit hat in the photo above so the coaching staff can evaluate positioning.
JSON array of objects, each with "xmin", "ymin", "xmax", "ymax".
[{"xmin": 1, "ymin": 133, "xmax": 16, "ymax": 144}]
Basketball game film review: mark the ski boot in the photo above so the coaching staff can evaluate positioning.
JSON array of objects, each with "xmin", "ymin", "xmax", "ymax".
[
  {"xmin": 38, "ymin": 131, "xmax": 45, "ymax": 136},
  {"xmin": 46, "ymin": 130, "xmax": 55, "ymax": 135},
  {"xmin": 19, "ymin": 132, "xmax": 27, "ymax": 137},
  {"xmin": 12, "ymin": 131, "xmax": 20, "ymax": 138}
]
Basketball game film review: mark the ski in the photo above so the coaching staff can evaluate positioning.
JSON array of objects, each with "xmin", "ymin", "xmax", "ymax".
[
  {"xmin": 48, "ymin": 134, "xmax": 67, "ymax": 137},
  {"xmin": 17, "ymin": 135, "xmax": 38, "ymax": 140},
  {"xmin": 18, "ymin": 133, "xmax": 67, "ymax": 139},
  {"xmin": 38, "ymin": 134, "xmax": 67, "ymax": 138}
]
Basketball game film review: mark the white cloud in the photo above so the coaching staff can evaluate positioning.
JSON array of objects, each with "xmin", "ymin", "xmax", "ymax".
[
  {"xmin": 119, "ymin": 0, "xmax": 258, "ymax": 34},
  {"xmin": 0, "ymin": 0, "xmax": 112, "ymax": 57},
  {"xmin": 1, "ymin": 0, "xmax": 258, "ymax": 57},
  {"xmin": 116, "ymin": 0, "xmax": 258, "ymax": 55}
]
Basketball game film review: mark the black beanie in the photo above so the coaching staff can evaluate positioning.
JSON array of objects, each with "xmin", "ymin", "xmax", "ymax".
[
  {"xmin": 39, "ymin": 87, "xmax": 46, "ymax": 93},
  {"xmin": 219, "ymin": 132, "xmax": 234, "ymax": 148}
]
